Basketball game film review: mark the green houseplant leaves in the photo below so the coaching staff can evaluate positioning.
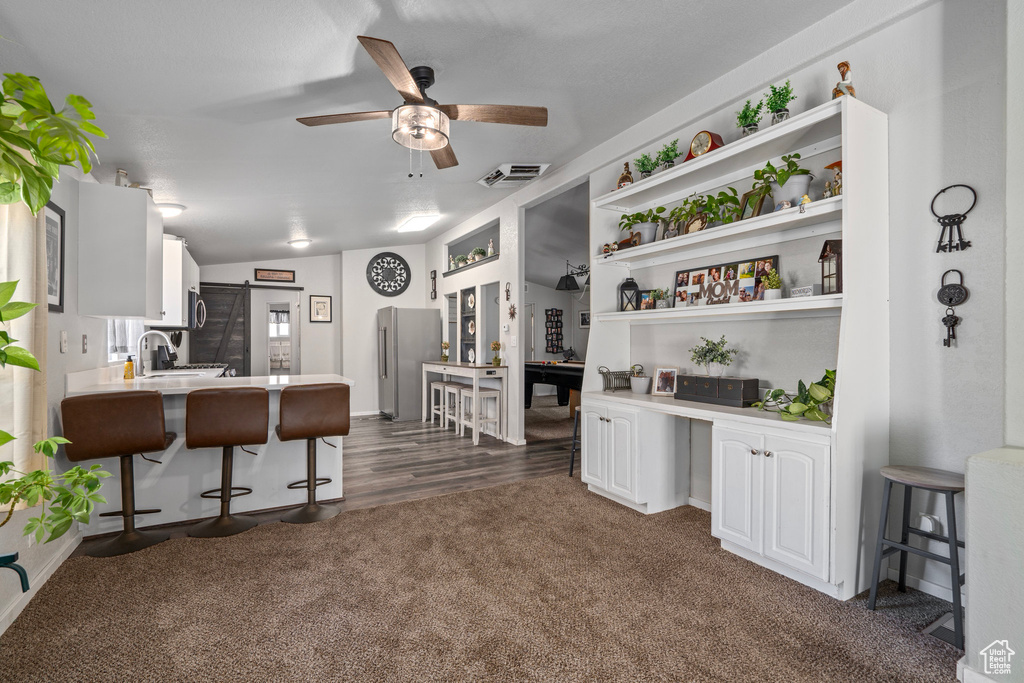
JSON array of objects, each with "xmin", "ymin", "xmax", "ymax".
[{"xmin": 753, "ymin": 369, "xmax": 836, "ymax": 424}]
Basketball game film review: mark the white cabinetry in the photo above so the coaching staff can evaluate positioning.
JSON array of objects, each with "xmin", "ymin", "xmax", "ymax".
[
  {"xmin": 581, "ymin": 398, "xmax": 686, "ymax": 513},
  {"xmin": 78, "ymin": 183, "xmax": 163, "ymax": 319},
  {"xmin": 712, "ymin": 422, "xmax": 830, "ymax": 582},
  {"xmin": 146, "ymin": 236, "xmax": 200, "ymax": 328}
]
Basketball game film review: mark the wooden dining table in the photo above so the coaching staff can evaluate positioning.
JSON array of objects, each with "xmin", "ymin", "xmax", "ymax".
[{"xmin": 421, "ymin": 361, "xmax": 508, "ymax": 445}]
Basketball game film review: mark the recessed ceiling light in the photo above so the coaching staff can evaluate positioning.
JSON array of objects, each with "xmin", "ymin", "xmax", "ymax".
[
  {"xmin": 397, "ymin": 214, "xmax": 441, "ymax": 233},
  {"xmin": 288, "ymin": 238, "xmax": 312, "ymax": 248},
  {"xmin": 156, "ymin": 203, "xmax": 186, "ymax": 218}
]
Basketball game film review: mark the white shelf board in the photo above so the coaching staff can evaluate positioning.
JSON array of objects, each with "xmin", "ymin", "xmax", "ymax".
[
  {"xmin": 594, "ymin": 294, "xmax": 843, "ymax": 325},
  {"xmin": 593, "ymin": 99, "xmax": 843, "ymax": 213},
  {"xmin": 599, "ymin": 196, "xmax": 843, "ymax": 269}
]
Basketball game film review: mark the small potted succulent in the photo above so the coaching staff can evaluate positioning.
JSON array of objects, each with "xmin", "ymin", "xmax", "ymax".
[
  {"xmin": 765, "ymin": 80, "xmax": 796, "ymax": 125},
  {"xmin": 651, "ymin": 288, "xmax": 670, "ymax": 309},
  {"xmin": 657, "ymin": 139, "xmax": 681, "ymax": 171},
  {"xmin": 736, "ymin": 99, "xmax": 763, "ymax": 136},
  {"xmin": 470, "ymin": 247, "xmax": 487, "ymax": 262},
  {"xmin": 490, "ymin": 340, "xmax": 502, "ymax": 366},
  {"xmin": 440, "ymin": 341, "xmax": 450, "ymax": 362},
  {"xmin": 454, "ymin": 254, "xmax": 469, "ymax": 268},
  {"xmin": 763, "ymin": 267, "xmax": 783, "ymax": 300},
  {"xmin": 751, "ymin": 153, "xmax": 812, "ymax": 208},
  {"xmin": 629, "ymin": 364, "xmax": 651, "ymax": 394},
  {"xmin": 634, "ymin": 152, "xmax": 659, "ymax": 179},
  {"xmin": 689, "ymin": 335, "xmax": 737, "ymax": 377},
  {"xmin": 619, "ymin": 206, "xmax": 665, "ymax": 245}
]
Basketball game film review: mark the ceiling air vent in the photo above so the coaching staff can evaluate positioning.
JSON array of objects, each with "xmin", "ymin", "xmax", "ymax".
[{"xmin": 477, "ymin": 163, "xmax": 550, "ymax": 188}]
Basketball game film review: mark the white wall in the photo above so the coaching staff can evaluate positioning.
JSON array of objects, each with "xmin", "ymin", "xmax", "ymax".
[
  {"xmin": 200, "ymin": 253, "xmax": 342, "ymax": 376},
  {"xmin": 341, "ymin": 244, "xmax": 427, "ymax": 415},
  {"xmin": 1006, "ymin": 0, "xmax": 1024, "ymax": 449}
]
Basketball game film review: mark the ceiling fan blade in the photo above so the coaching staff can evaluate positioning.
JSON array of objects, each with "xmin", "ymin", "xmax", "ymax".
[
  {"xmin": 431, "ymin": 144, "xmax": 458, "ymax": 169},
  {"xmin": 357, "ymin": 36, "xmax": 424, "ymax": 104},
  {"xmin": 296, "ymin": 110, "xmax": 391, "ymax": 126},
  {"xmin": 438, "ymin": 104, "xmax": 548, "ymax": 127}
]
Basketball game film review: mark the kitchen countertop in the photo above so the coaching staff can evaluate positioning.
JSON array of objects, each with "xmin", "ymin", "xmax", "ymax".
[{"xmin": 66, "ymin": 367, "xmax": 354, "ymax": 397}]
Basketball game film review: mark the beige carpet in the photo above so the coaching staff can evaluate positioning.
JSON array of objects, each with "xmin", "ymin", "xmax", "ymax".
[
  {"xmin": 0, "ymin": 476, "xmax": 959, "ymax": 682},
  {"xmin": 524, "ymin": 394, "xmax": 575, "ymax": 443}
]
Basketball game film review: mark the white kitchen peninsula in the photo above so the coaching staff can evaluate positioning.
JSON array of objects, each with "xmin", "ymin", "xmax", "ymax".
[{"xmin": 65, "ymin": 368, "xmax": 354, "ymax": 534}]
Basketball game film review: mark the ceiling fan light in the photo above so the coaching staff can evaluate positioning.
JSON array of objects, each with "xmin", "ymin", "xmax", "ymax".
[
  {"xmin": 157, "ymin": 203, "xmax": 186, "ymax": 218},
  {"xmin": 288, "ymin": 238, "xmax": 312, "ymax": 248},
  {"xmin": 392, "ymin": 104, "xmax": 449, "ymax": 151}
]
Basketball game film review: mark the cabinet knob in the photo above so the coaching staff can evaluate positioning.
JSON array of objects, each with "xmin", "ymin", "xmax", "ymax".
[
  {"xmin": 764, "ymin": 451, "xmax": 774, "ymax": 458},
  {"xmin": 750, "ymin": 448, "xmax": 759, "ymax": 456}
]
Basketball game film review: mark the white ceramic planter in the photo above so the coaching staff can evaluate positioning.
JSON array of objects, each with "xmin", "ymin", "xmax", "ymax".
[
  {"xmin": 771, "ymin": 174, "xmax": 813, "ymax": 207},
  {"xmin": 763, "ymin": 288, "xmax": 783, "ymax": 300},
  {"xmin": 632, "ymin": 222, "xmax": 658, "ymax": 244},
  {"xmin": 630, "ymin": 376, "xmax": 652, "ymax": 394}
]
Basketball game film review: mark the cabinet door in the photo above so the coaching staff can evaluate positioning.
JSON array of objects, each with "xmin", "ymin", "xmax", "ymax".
[
  {"xmin": 606, "ymin": 407, "xmax": 639, "ymax": 502},
  {"xmin": 580, "ymin": 404, "xmax": 607, "ymax": 488},
  {"xmin": 762, "ymin": 435, "xmax": 830, "ymax": 580},
  {"xmin": 711, "ymin": 425, "xmax": 764, "ymax": 553}
]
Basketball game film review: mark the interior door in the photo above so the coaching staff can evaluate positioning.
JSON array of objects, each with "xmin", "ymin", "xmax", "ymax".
[
  {"xmin": 192, "ymin": 284, "xmax": 250, "ymax": 376},
  {"xmin": 711, "ymin": 425, "xmax": 764, "ymax": 553}
]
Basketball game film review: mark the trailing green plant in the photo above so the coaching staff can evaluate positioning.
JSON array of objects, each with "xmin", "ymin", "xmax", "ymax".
[
  {"xmin": 668, "ymin": 194, "xmax": 704, "ymax": 228},
  {"xmin": 618, "ymin": 206, "xmax": 665, "ymax": 231},
  {"xmin": 0, "ymin": 281, "xmax": 110, "ymax": 542},
  {"xmin": 736, "ymin": 99, "xmax": 763, "ymax": 128},
  {"xmin": 753, "ymin": 369, "xmax": 835, "ymax": 423},
  {"xmin": 751, "ymin": 153, "xmax": 810, "ymax": 200},
  {"xmin": 764, "ymin": 79, "xmax": 796, "ymax": 113},
  {"xmin": 454, "ymin": 254, "xmax": 469, "ymax": 264},
  {"xmin": 689, "ymin": 335, "xmax": 736, "ymax": 371},
  {"xmin": 0, "ymin": 73, "xmax": 107, "ymax": 214},
  {"xmin": 634, "ymin": 152, "xmax": 659, "ymax": 175},
  {"xmin": 764, "ymin": 267, "xmax": 782, "ymax": 290},
  {"xmin": 470, "ymin": 247, "xmax": 486, "ymax": 257},
  {"xmin": 657, "ymin": 139, "xmax": 681, "ymax": 166},
  {"xmin": 705, "ymin": 187, "xmax": 742, "ymax": 225}
]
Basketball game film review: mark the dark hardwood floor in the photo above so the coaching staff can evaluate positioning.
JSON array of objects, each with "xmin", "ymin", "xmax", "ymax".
[{"xmin": 75, "ymin": 416, "xmax": 576, "ymax": 555}]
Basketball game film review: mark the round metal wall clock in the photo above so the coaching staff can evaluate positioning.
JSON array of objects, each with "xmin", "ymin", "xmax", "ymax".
[{"xmin": 366, "ymin": 252, "xmax": 411, "ymax": 296}]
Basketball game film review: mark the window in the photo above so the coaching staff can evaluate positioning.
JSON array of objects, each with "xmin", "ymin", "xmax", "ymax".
[
  {"xmin": 269, "ymin": 309, "xmax": 290, "ymax": 339},
  {"xmin": 107, "ymin": 318, "xmax": 146, "ymax": 363}
]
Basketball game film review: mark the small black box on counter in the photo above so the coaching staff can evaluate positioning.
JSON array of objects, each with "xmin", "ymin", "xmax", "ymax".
[{"xmin": 675, "ymin": 376, "xmax": 760, "ymax": 407}]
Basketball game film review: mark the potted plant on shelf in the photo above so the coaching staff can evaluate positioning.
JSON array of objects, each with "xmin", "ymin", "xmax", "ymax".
[
  {"xmin": 454, "ymin": 254, "xmax": 469, "ymax": 268},
  {"xmin": 657, "ymin": 139, "xmax": 681, "ymax": 171},
  {"xmin": 651, "ymin": 288, "xmax": 670, "ymax": 309},
  {"xmin": 689, "ymin": 335, "xmax": 737, "ymax": 377},
  {"xmin": 736, "ymin": 98, "xmax": 763, "ymax": 136},
  {"xmin": 763, "ymin": 267, "xmax": 783, "ymax": 300},
  {"xmin": 765, "ymin": 79, "xmax": 796, "ymax": 125},
  {"xmin": 634, "ymin": 152, "xmax": 658, "ymax": 179},
  {"xmin": 629, "ymin": 364, "xmax": 651, "ymax": 394},
  {"xmin": 440, "ymin": 341, "xmax": 450, "ymax": 362},
  {"xmin": 669, "ymin": 194, "xmax": 708, "ymax": 234},
  {"xmin": 753, "ymin": 369, "xmax": 835, "ymax": 423},
  {"xmin": 618, "ymin": 206, "xmax": 665, "ymax": 245},
  {"xmin": 490, "ymin": 340, "xmax": 502, "ymax": 366},
  {"xmin": 751, "ymin": 153, "xmax": 812, "ymax": 208},
  {"xmin": 470, "ymin": 247, "xmax": 487, "ymax": 262}
]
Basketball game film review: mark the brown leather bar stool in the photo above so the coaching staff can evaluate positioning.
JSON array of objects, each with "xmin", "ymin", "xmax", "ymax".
[
  {"xmin": 276, "ymin": 383, "xmax": 350, "ymax": 524},
  {"xmin": 61, "ymin": 391, "xmax": 175, "ymax": 557},
  {"xmin": 185, "ymin": 387, "xmax": 269, "ymax": 537}
]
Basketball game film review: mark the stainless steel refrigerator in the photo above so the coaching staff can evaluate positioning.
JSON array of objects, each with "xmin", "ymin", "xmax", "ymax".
[{"xmin": 377, "ymin": 307, "xmax": 440, "ymax": 421}]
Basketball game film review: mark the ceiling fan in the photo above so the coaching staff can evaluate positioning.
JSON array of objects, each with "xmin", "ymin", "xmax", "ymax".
[{"xmin": 297, "ymin": 36, "xmax": 548, "ymax": 170}]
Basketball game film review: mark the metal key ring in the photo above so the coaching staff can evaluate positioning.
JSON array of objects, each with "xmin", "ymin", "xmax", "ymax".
[{"xmin": 931, "ymin": 184, "xmax": 977, "ymax": 219}]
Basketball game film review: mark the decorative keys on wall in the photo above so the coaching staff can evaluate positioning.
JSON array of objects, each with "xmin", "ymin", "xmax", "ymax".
[
  {"xmin": 937, "ymin": 269, "xmax": 968, "ymax": 348},
  {"xmin": 931, "ymin": 184, "xmax": 976, "ymax": 253}
]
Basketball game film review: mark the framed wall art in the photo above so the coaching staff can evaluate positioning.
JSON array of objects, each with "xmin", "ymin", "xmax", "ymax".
[
  {"xmin": 255, "ymin": 268, "xmax": 296, "ymax": 283},
  {"xmin": 738, "ymin": 190, "xmax": 766, "ymax": 221},
  {"xmin": 652, "ymin": 367, "xmax": 678, "ymax": 396},
  {"xmin": 44, "ymin": 201, "xmax": 65, "ymax": 312},
  {"xmin": 579, "ymin": 310, "xmax": 590, "ymax": 328},
  {"xmin": 309, "ymin": 295, "xmax": 332, "ymax": 322},
  {"xmin": 672, "ymin": 255, "xmax": 779, "ymax": 307}
]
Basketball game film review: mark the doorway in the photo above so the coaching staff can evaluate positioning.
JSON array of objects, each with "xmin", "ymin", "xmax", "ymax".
[{"xmin": 250, "ymin": 289, "xmax": 301, "ymax": 377}]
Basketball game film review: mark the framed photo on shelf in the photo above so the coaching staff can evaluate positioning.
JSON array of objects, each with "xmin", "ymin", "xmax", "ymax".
[
  {"xmin": 639, "ymin": 290, "xmax": 656, "ymax": 310},
  {"xmin": 672, "ymin": 255, "xmax": 778, "ymax": 307},
  {"xmin": 579, "ymin": 310, "xmax": 590, "ymax": 328},
  {"xmin": 738, "ymin": 190, "xmax": 766, "ymax": 221},
  {"xmin": 652, "ymin": 367, "xmax": 678, "ymax": 396},
  {"xmin": 44, "ymin": 201, "xmax": 65, "ymax": 313},
  {"xmin": 309, "ymin": 295, "xmax": 332, "ymax": 322}
]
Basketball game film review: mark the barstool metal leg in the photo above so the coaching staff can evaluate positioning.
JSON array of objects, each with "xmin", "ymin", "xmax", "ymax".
[
  {"xmin": 898, "ymin": 484, "xmax": 913, "ymax": 592},
  {"xmin": 945, "ymin": 490, "xmax": 964, "ymax": 649},
  {"xmin": 282, "ymin": 439, "xmax": 341, "ymax": 524},
  {"xmin": 868, "ymin": 479, "xmax": 893, "ymax": 610},
  {"xmin": 189, "ymin": 446, "xmax": 258, "ymax": 538},
  {"xmin": 89, "ymin": 455, "xmax": 168, "ymax": 557},
  {"xmin": 569, "ymin": 410, "xmax": 580, "ymax": 477}
]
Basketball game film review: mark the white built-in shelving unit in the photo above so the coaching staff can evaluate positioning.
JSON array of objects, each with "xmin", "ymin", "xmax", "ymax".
[{"xmin": 581, "ymin": 96, "xmax": 890, "ymax": 601}]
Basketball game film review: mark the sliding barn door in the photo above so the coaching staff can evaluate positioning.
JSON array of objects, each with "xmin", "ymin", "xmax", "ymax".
[{"xmin": 192, "ymin": 284, "xmax": 251, "ymax": 376}]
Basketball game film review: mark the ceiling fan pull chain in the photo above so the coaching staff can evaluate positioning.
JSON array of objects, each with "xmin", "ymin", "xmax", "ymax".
[
  {"xmin": 418, "ymin": 149, "xmax": 423, "ymax": 178},
  {"xmin": 408, "ymin": 145, "xmax": 413, "ymax": 178}
]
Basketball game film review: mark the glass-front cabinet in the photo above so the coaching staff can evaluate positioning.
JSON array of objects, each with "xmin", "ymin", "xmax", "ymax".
[{"xmin": 460, "ymin": 287, "xmax": 477, "ymax": 363}]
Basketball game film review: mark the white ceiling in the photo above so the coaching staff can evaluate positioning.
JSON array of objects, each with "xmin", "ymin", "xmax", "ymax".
[
  {"xmin": 524, "ymin": 181, "xmax": 590, "ymax": 289},
  {"xmin": 0, "ymin": 0, "xmax": 852, "ymax": 265}
]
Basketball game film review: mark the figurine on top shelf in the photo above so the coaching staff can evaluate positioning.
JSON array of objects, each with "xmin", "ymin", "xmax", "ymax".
[
  {"xmin": 831, "ymin": 61, "xmax": 856, "ymax": 99},
  {"xmin": 487, "ymin": 238, "xmax": 495, "ymax": 257},
  {"xmin": 617, "ymin": 162, "xmax": 633, "ymax": 190},
  {"xmin": 449, "ymin": 255, "xmax": 456, "ymax": 271}
]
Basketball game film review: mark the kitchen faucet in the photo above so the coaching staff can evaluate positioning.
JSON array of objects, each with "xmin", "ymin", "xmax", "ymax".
[{"xmin": 135, "ymin": 330, "xmax": 176, "ymax": 377}]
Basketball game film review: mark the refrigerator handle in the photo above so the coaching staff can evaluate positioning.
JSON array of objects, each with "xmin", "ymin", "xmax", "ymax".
[{"xmin": 379, "ymin": 327, "xmax": 387, "ymax": 379}]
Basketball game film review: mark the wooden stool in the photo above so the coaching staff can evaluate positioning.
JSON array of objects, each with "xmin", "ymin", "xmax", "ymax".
[
  {"xmin": 185, "ymin": 387, "xmax": 269, "ymax": 538},
  {"xmin": 569, "ymin": 406, "xmax": 581, "ymax": 476},
  {"xmin": 276, "ymin": 383, "xmax": 349, "ymax": 524},
  {"xmin": 429, "ymin": 381, "xmax": 447, "ymax": 425},
  {"xmin": 61, "ymin": 391, "xmax": 175, "ymax": 557},
  {"xmin": 868, "ymin": 465, "xmax": 966, "ymax": 649},
  {"xmin": 442, "ymin": 384, "xmax": 462, "ymax": 431},
  {"xmin": 460, "ymin": 387, "xmax": 501, "ymax": 442}
]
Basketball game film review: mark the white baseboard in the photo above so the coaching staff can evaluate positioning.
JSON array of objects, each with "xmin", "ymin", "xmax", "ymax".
[
  {"xmin": 352, "ymin": 410, "xmax": 381, "ymax": 417},
  {"xmin": 0, "ymin": 530, "xmax": 81, "ymax": 636},
  {"xmin": 687, "ymin": 497, "xmax": 711, "ymax": 512},
  {"xmin": 885, "ymin": 567, "xmax": 965, "ymax": 605},
  {"xmin": 959, "ymin": 657, "xmax": 998, "ymax": 683}
]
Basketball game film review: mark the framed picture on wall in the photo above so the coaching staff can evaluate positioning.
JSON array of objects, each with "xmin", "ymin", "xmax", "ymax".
[
  {"xmin": 579, "ymin": 310, "xmax": 590, "ymax": 328},
  {"xmin": 652, "ymin": 367, "xmax": 678, "ymax": 396},
  {"xmin": 44, "ymin": 201, "xmax": 65, "ymax": 313},
  {"xmin": 309, "ymin": 295, "xmax": 332, "ymax": 323},
  {"xmin": 255, "ymin": 268, "xmax": 296, "ymax": 283}
]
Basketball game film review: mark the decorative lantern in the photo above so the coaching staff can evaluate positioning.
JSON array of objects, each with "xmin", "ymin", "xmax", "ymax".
[
  {"xmin": 619, "ymin": 277, "xmax": 641, "ymax": 311},
  {"xmin": 818, "ymin": 239, "xmax": 843, "ymax": 295}
]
